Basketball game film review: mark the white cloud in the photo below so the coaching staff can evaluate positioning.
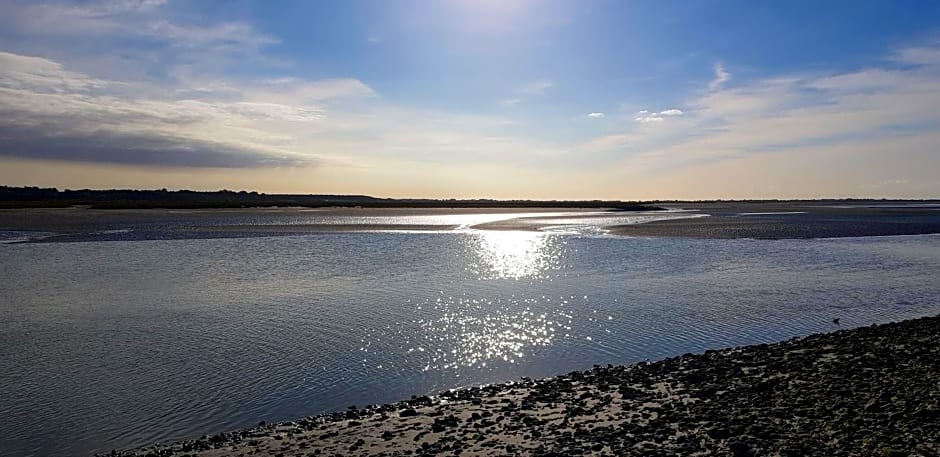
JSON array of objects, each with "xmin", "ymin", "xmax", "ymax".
[
  {"xmin": 0, "ymin": 2, "xmax": 570, "ymax": 172},
  {"xmin": 581, "ymin": 43, "xmax": 940, "ymax": 196},
  {"xmin": 0, "ymin": 49, "xmax": 563, "ymax": 170},
  {"xmin": 633, "ymin": 108, "xmax": 683, "ymax": 123},
  {"xmin": 251, "ymin": 78, "xmax": 376, "ymax": 104},
  {"xmin": 0, "ymin": 52, "xmax": 329, "ymax": 167},
  {"xmin": 0, "ymin": 51, "xmax": 108, "ymax": 93},
  {"xmin": 709, "ymin": 63, "xmax": 731, "ymax": 90},
  {"xmin": 1, "ymin": 1, "xmax": 276, "ymax": 49},
  {"xmin": 519, "ymin": 79, "xmax": 554, "ymax": 95},
  {"xmin": 587, "ymin": 112, "xmax": 605, "ymax": 118},
  {"xmin": 500, "ymin": 79, "xmax": 553, "ymax": 106},
  {"xmin": 0, "ymin": 0, "xmax": 279, "ymax": 83},
  {"xmin": 892, "ymin": 44, "xmax": 940, "ymax": 66}
]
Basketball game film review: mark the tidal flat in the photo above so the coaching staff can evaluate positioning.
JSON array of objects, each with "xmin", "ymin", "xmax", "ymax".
[
  {"xmin": 609, "ymin": 201, "xmax": 940, "ymax": 239},
  {"xmin": 2, "ymin": 201, "xmax": 939, "ymax": 243}
]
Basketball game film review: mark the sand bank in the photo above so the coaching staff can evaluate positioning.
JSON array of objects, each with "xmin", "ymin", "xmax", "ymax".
[
  {"xmin": 108, "ymin": 314, "xmax": 940, "ymax": 456},
  {"xmin": 611, "ymin": 203, "xmax": 940, "ymax": 239}
]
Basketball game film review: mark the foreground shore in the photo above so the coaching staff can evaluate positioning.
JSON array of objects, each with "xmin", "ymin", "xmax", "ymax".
[{"xmin": 110, "ymin": 315, "xmax": 940, "ymax": 457}]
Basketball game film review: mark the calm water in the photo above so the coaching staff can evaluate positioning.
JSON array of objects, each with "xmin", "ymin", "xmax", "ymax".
[{"xmin": 1, "ymin": 213, "xmax": 939, "ymax": 456}]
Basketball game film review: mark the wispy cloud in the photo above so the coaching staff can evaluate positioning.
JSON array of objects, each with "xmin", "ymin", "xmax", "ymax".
[
  {"xmin": 891, "ymin": 43, "xmax": 940, "ymax": 66},
  {"xmin": 500, "ymin": 79, "xmax": 553, "ymax": 107},
  {"xmin": 0, "ymin": 0, "xmax": 277, "ymax": 51},
  {"xmin": 587, "ymin": 112, "xmax": 605, "ymax": 118},
  {"xmin": 709, "ymin": 63, "xmax": 731, "ymax": 90},
  {"xmin": 0, "ymin": 47, "xmax": 561, "ymax": 171},
  {"xmin": 0, "ymin": 52, "xmax": 321, "ymax": 167},
  {"xmin": 255, "ymin": 77, "xmax": 376, "ymax": 103},
  {"xmin": 519, "ymin": 79, "xmax": 554, "ymax": 95},
  {"xmin": 579, "ymin": 44, "xmax": 940, "ymax": 197},
  {"xmin": 0, "ymin": 1, "xmax": 574, "ymax": 173},
  {"xmin": 0, "ymin": 0, "xmax": 280, "ymax": 83}
]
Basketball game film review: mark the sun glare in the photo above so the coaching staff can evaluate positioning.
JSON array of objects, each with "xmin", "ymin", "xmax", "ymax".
[{"xmin": 468, "ymin": 230, "xmax": 563, "ymax": 280}]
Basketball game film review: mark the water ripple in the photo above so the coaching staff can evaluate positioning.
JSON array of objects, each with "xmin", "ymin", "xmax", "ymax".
[{"xmin": 1, "ymin": 233, "xmax": 940, "ymax": 456}]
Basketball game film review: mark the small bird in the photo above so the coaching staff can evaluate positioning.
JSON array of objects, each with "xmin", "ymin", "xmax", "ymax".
[{"xmin": 832, "ymin": 318, "xmax": 840, "ymax": 325}]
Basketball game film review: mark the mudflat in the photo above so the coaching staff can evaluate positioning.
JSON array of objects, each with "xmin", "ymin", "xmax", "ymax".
[
  {"xmin": 612, "ymin": 201, "xmax": 940, "ymax": 239},
  {"xmin": 3, "ymin": 202, "xmax": 940, "ymax": 242}
]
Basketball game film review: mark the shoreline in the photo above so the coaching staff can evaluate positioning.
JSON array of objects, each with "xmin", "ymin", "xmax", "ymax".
[
  {"xmin": 4, "ymin": 204, "xmax": 940, "ymax": 243},
  {"xmin": 107, "ymin": 314, "xmax": 940, "ymax": 456}
]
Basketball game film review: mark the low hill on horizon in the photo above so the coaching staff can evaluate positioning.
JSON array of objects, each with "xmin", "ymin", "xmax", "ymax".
[
  {"xmin": 0, "ymin": 186, "xmax": 661, "ymax": 210},
  {"xmin": 2, "ymin": 186, "xmax": 937, "ymax": 210}
]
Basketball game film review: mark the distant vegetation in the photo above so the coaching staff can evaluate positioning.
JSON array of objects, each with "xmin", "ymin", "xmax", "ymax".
[{"xmin": 0, "ymin": 186, "xmax": 662, "ymax": 211}]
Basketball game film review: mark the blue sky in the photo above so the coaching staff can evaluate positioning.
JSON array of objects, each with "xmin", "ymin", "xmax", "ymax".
[{"xmin": 0, "ymin": 0, "xmax": 939, "ymax": 198}]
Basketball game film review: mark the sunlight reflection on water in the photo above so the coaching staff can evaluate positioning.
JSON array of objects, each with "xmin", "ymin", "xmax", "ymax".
[
  {"xmin": 464, "ymin": 230, "xmax": 566, "ymax": 280},
  {"xmin": 361, "ymin": 231, "xmax": 582, "ymax": 371},
  {"xmin": 387, "ymin": 295, "xmax": 590, "ymax": 372}
]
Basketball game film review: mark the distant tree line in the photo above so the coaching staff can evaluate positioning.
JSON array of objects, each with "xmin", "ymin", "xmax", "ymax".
[{"xmin": 0, "ymin": 186, "xmax": 662, "ymax": 210}]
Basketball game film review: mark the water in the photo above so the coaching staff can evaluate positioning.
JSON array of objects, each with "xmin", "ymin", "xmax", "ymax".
[{"xmin": 1, "ymin": 214, "xmax": 939, "ymax": 456}]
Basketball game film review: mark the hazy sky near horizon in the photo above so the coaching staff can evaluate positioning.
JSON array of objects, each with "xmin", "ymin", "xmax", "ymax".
[{"xmin": 1, "ymin": 0, "xmax": 940, "ymax": 199}]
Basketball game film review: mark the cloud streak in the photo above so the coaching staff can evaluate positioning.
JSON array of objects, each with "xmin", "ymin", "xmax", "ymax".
[
  {"xmin": 501, "ymin": 79, "xmax": 553, "ymax": 106},
  {"xmin": 519, "ymin": 79, "xmax": 554, "ymax": 95},
  {"xmin": 709, "ymin": 63, "xmax": 731, "ymax": 90},
  {"xmin": 578, "ymin": 44, "xmax": 940, "ymax": 198},
  {"xmin": 0, "ymin": 48, "xmax": 562, "ymax": 171},
  {"xmin": 0, "ymin": 51, "xmax": 328, "ymax": 167},
  {"xmin": 0, "ymin": 124, "xmax": 309, "ymax": 168}
]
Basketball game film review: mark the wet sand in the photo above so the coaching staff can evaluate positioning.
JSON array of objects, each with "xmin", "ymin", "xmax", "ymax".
[
  {"xmin": 0, "ymin": 207, "xmax": 600, "ymax": 242},
  {"xmin": 108, "ymin": 314, "xmax": 940, "ymax": 456},
  {"xmin": 4, "ymin": 203, "xmax": 940, "ymax": 242},
  {"xmin": 612, "ymin": 202, "xmax": 940, "ymax": 239},
  {"xmin": 0, "ymin": 207, "xmax": 590, "ymax": 232},
  {"xmin": 185, "ymin": 224, "xmax": 462, "ymax": 233}
]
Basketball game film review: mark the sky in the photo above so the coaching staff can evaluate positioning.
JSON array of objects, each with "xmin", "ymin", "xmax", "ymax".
[{"xmin": 1, "ymin": 0, "xmax": 939, "ymax": 200}]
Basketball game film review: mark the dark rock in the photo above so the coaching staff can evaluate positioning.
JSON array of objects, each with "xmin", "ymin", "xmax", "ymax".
[
  {"xmin": 729, "ymin": 441, "xmax": 755, "ymax": 457},
  {"xmin": 707, "ymin": 428, "xmax": 731, "ymax": 440}
]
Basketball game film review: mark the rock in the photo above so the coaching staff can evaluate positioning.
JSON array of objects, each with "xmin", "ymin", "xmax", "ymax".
[
  {"xmin": 729, "ymin": 441, "xmax": 755, "ymax": 457},
  {"xmin": 399, "ymin": 408, "xmax": 419, "ymax": 417},
  {"xmin": 706, "ymin": 428, "xmax": 731, "ymax": 440}
]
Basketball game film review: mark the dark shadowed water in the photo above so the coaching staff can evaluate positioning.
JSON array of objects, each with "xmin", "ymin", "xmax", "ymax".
[{"xmin": 1, "ymin": 211, "xmax": 939, "ymax": 456}]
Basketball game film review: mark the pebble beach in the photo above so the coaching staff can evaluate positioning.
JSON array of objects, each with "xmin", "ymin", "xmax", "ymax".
[{"xmin": 109, "ymin": 314, "xmax": 940, "ymax": 457}]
